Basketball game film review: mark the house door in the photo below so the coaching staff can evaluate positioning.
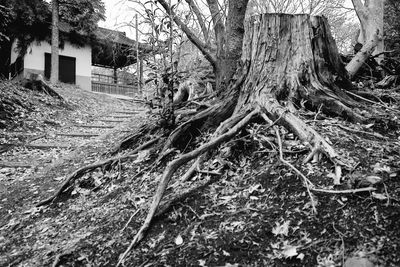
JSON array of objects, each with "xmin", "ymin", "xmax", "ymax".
[{"xmin": 44, "ymin": 53, "xmax": 76, "ymax": 84}]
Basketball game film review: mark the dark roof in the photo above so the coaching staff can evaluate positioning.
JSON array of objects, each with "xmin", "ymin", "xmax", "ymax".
[
  {"xmin": 96, "ymin": 27, "xmax": 134, "ymax": 46},
  {"xmin": 96, "ymin": 27, "xmax": 153, "ymax": 51},
  {"xmin": 58, "ymin": 21, "xmax": 74, "ymax": 33},
  {"xmin": 57, "ymin": 22, "xmax": 155, "ymax": 68}
]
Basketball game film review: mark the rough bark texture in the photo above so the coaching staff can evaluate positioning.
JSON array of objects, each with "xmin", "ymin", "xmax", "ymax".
[
  {"xmin": 50, "ymin": 0, "xmax": 59, "ymax": 84},
  {"xmin": 215, "ymin": 0, "xmax": 249, "ymax": 92},
  {"xmin": 116, "ymin": 14, "xmax": 369, "ymax": 259},
  {"xmin": 235, "ymin": 14, "xmax": 360, "ymax": 122}
]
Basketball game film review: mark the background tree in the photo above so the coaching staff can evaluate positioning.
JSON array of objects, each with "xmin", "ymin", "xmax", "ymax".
[
  {"xmin": 50, "ymin": 0, "xmax": 59, "ymax": 84},
  {"xmin": 384, "ymin": 0, "xmax": 400, "ymax": 56},
  {"xmin": 346, "ymin": 0, "xmax": 385, "ymax": 77}
]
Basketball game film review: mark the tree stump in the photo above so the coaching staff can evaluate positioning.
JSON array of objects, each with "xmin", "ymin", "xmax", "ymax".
[{"xmin": 236, "ymin": 14, "xmax": 360, "ymax": 121}]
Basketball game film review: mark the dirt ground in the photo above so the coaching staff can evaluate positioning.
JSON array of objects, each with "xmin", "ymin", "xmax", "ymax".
[{"xmin": 0, "ymin": 81, "xmax": 399, "ymax": 267}]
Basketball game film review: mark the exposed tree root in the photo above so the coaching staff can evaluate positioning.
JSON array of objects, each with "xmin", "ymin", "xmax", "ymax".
[
  {"xmin": 261, "ymin": 98, "xmax": 351, "ymax": 173},
  {"xmin": 115, "ymin": 14, "xmax": 373, "ymax": 264},
  {"xmin": 36, "ymin": 137, "xmax": 161, "ymax": 207},
  {"xmin": 155, "ymin": 175, "xmax": 214, "ymax": 218},
  {"xmin": 180, "ymin": 157, "xmax": 202, "ymax": 182},
  {"xmin": 116, "ymin": 109, "xmax": 259, "ymax": 266},
  {"xmin": 312, "ymin": 187, "xmax": 376, "ymax": 194},
  {"xmin": 117, "ymin": 98, "xmax": 354, "ymax": 263},
  {"xmin": 346, "ymin": 90, "xmax": 400, "ymax": 114},
  {"xmin": 109, "ymin": 124, "xmax": 159, "ymax": 155}
]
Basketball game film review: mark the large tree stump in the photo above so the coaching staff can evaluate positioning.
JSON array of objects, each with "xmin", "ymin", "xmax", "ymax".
[
  {"xmin": 236, "ymin": 14, "xmax": 360, "ymax": 121},
  {"xmin": 63, "ymin": 15, "xmax": 370, "ymax": 262}
]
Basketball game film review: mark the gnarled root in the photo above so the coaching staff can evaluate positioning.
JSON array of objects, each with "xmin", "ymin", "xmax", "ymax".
[
  {"xmin": 118, "ymin": 98, "xmax": 354, "ymax": 264},
  {"xmin": 262, "ymin": 98, "xmax": 351, "ymax": 177},
  {"xmin": 116, "ymin": 109, "xmax": 259, "ymax": 266}
]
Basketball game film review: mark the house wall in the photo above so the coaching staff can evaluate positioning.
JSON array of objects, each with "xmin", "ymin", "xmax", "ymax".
[{"xmin": 11, "ymin": 40, "xmax": 92, "ymax": 91}]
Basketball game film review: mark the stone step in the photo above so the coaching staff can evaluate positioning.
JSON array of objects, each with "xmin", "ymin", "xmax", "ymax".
[
  {"xmin": 0, "ymin": 161, "xmax": 32, "ymax": 168},
  {"xmin": 98, "ymin": 119, "xmax": 125, "ymax": 123},
  {"xmin": 114, "ymin": 111, "xmax": 140, "ymax": 114},
  {"xmin": 1, "ymin": 143, "xmax": 72, "ymax": 150},
  {"xmin": 75, "ymin": 125, "xmax": 115, "ymax": 129},
  {"xmin": 56, "ymin": 133, "xmax": 99, "ymax": 137}
]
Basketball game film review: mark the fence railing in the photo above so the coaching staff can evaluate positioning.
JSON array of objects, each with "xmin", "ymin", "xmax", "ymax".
[
  {"xmin": 91, "ymin": 81, "xmax": 138, "ymax": 97},
  {"xmin": 91, "ymin": 73, "xmax": 138, "ymax": 97}
]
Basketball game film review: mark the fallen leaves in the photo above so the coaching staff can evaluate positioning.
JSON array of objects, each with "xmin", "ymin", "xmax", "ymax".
[
  {"xmin": 272, "ymin": 220, "xmax": 290, "ymax": 237},
  {"xmin": 174, "ymin": 234, "xmax": 184, "ymax": 245}
]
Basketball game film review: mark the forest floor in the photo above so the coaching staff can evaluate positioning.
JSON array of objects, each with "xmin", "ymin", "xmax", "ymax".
[{"xmin": 0, "ymin": 81, "xmax": 400, "ymax": 267}]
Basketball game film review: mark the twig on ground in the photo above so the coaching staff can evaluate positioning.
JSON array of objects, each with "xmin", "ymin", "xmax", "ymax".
[
  {"xmin": 311, "ymin": 187, "xmax": 376, "ymax": 194},
  {"xmin": 181, "ymin": 157, "xmax": 201, "ymax": 182},
  {"xmin": 336, "ymin": 124, "xmax": 390, "ymax": 140},
  {"xmin": 332, "ymin": 222, "xmax": 346, "ymax": 267},
  {"xmin": 346, "ymin": 90, "xmax": 400, "ymax": 113},
  {"xmin": 274, "ymin": 126, "xmax": 317, "ymax": 214},
  {"xmin": 116, "ymin": 109, "xmax": 259, "ymax": 266},
  {"xmin": 303, "ymin": 143, "xmax": 321, "ymax": 164},
  {"xmin": 383, "ymin": 183, "xmax": 390, "ymax": 206},
  {"xmin": 120, "ymin": 209, "xmax": 141, "ymax": 233}
]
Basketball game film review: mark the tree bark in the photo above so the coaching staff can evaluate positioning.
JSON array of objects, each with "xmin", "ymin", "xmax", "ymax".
[
  {"xmin": 351, "ymin": 0, "xmax": 384, "ymax": 66},
  {"xmin": 156, "ymin": 0, "xmax": 248, "ymax": 93},
  {"xmin": 214, "ymin": 0, "xmax": 249, "ymax": 92},
  {"xmin": 50, "ymin": 0, "xmax": 59, "ymax": 84},
  {"xmin": 235, "ymin": 14, "xmax": 360, "ymax": 121}
]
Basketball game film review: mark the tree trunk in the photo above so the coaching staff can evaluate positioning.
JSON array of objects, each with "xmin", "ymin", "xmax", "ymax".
[
  {"xmin": 50, "ymin": 0, "xmax": 59, "ymax": 84},
  {"xmin": 350, "ymin": 0, "xmax": 384, "ymax": 73},
  {"xmin": 234, "ymin": 14, "xmax": 360, "ymax": 121},
  {"xmin": 123, "ymin": 14, "xmax": 366, "ymax": 250},
  {"xmin": 214, "ymin": 0, "xmax": 249, "ymax": 92}
]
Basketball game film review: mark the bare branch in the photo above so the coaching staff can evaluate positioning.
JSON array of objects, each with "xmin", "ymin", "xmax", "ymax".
[
  {"xmin": 206, "ymin": 0, "xmax": 226, "ymax": 40},
  {"xmin": 156, "ymin": 0, "xmax": 217, "ymax": 67},
  {"xmin": 185, "ymin": 0, "xmax": 209, "ymax": 43}
]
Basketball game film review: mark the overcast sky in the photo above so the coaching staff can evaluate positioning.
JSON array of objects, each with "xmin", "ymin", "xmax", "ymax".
[
  {"xmin": 98, "ymin": 0, "xmax": 356, "ymax": 40},
  {"xmin": 98, "ymin": 0, "xmax": 138, "ymax": 39}
]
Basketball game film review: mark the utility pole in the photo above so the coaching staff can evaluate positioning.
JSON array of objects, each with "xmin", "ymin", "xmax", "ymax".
[{"xmin": 136, "ymin": 14, "xmax": 142, "ymax": 94}]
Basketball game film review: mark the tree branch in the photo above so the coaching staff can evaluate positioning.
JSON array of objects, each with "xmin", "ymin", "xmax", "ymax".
[
  {"xmin": 206, "ymin": 0, "xmax": 225, "ymax": 40},
  {"xmin": 184, "ymin": 0, "xmax": 209, "ymax": 43},
  {"xmin": 351, "ymin": 0, "xmax": 368, "ymax": 20},
  {"xmin": 156, "ymin": 0, "xmax": 216, "ymax": 67}
]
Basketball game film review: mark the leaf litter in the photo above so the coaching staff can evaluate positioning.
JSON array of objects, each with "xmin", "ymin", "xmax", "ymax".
[{"xmin": 0, "ymin": 81, "xmax": 400, "ymax": 266}]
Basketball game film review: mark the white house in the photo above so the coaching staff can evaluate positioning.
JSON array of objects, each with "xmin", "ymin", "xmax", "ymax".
[
  {"xmin": 9, "ymin": 24, "xmax": 153, "ymax": 95},
  {"xmin": 10, "ymin": 39, "xmax": 92, "ymax": 90}
]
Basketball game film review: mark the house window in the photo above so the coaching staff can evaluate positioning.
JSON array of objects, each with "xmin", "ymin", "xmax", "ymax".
[{"xmin": 44, "ymin": 53, "xmax": 76, "ymax": 84}]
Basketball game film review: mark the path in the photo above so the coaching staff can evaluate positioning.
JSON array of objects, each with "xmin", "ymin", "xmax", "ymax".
[{"xmin": 0, "ymin": 100, "xmax": 146, "ymax": 226}]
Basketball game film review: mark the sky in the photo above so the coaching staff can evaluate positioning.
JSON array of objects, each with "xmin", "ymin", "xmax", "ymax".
[
  {"xmin": 99, "ymin": 0, "xmax": 356, "ymax": 40},
  {"xmin": 99, "ymin": 0, "xmax": 139, "ymax": 39}
]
